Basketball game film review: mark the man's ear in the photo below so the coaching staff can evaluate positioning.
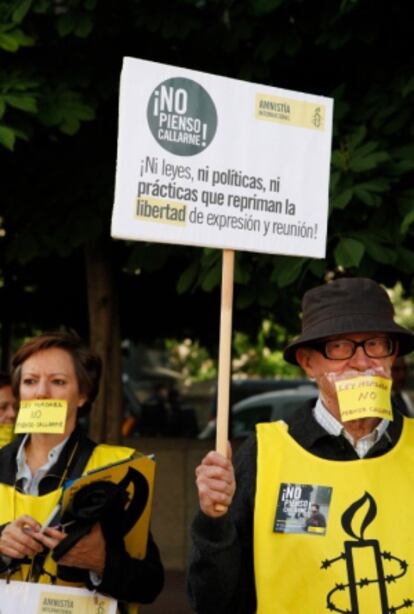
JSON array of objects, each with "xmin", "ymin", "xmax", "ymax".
[
  {"xmin": 393, "ymin": 340, "xmax": 400, "ymax": 360},
  {"xmin": 295, "ymin": 347, "xmax": 315, "ymax": 377},
  {"xmin": 389, "ymin": 342, "xmax": 400, "ymax": 369}
]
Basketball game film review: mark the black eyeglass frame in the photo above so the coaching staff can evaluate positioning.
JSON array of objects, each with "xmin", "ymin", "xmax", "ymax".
[{"xmin": 308, "ymin": 336, "xmax": 396, "ymax": 360}]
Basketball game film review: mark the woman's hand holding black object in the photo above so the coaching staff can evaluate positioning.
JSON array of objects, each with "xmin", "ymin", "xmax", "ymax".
[
  {"xmin": 0, "ymin": 514, "xmax": 44, "ymax": 559},
  {"xmin": 33, "ymin": 522, "xmax": 106, "ymax": 575}
]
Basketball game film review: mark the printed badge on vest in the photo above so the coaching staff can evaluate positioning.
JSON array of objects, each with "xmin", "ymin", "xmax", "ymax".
[{"xmin": 273, "ymin": 482, "xmax": 332, "ymax": 535}]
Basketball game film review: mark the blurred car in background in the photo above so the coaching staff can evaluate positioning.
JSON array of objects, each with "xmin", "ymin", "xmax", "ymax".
[
  {"xmin": 209, "ymin": 378, "xmax": 316, "ymax": 415},
  {"xmin": 198, "ymin": 385, "xmax": 318, "ymax": 440}
]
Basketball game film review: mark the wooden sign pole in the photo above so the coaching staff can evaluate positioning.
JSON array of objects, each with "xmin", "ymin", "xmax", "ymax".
[{"xmin": 215, "ymin": 249, "xmax": 235, "ymax": 457}]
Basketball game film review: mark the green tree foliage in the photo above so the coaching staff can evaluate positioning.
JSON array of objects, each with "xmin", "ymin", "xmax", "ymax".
[
  {"xmin": 0, "ymin": 0, "xmax": 96, "ymax": 149},
  {"xmin": 165, "ymin": 337, "xmax": 217, "ymax": 384},
  {"xmin": 232, "ymin": 319, "xmax": 302, "ymax": 378},
  {"xmin": 165, "ymin": 318, "xmax": 302, "ymax": 383},
  {"xmin": 1, "ymin": 0, "xmax": 413, "ymax": 350}
]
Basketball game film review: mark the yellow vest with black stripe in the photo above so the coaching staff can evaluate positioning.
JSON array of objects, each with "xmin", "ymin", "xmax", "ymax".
[
  {"xmin": 254, "ymin": 420, "xmax": 414, "ymax": 614},
  {"xmin": 0, "ymin": 443, "xmax": 139, "ymax": 613}
]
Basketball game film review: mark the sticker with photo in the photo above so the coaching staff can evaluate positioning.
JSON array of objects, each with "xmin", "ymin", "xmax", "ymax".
[{"xmin": 273, "ymin": 483, "xmax": 333, "ymax": 536}]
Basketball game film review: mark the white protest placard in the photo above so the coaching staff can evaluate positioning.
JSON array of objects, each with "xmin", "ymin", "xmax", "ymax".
[
  {"xmin": 0, "ymin": 580, "xmax": 117, "ymax": 614},
  {"xmin": 112, "ymin": 57, "xmax": 333, "ymax": 258}
]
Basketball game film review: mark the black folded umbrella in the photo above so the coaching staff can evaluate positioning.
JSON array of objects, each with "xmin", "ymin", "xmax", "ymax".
[{"xmin": 53, "ymin": 467, "xmax": 149, "ymax": 562}]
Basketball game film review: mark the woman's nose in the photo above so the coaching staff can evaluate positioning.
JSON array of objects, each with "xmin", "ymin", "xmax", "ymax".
[{"xmin": 35, "ymin": 379, "xmax": 50, "ymax": 398}]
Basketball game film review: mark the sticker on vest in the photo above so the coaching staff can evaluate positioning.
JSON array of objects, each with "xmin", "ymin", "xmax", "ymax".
[
  {"xmin": 273, "ymin": 482, "xmax": 332, "ymax": 535},
  {"xmin": 0, "ymin": 580, "xmax": 117, "ymax": 614}
]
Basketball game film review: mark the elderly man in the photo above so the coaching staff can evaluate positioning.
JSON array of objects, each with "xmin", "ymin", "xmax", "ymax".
[{"xmin": 187, "ymin": 277, "xmax": 414, "ymax": 614}]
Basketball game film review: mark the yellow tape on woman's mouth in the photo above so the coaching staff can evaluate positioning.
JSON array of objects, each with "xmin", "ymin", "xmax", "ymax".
[{"xmin": 15, "ymin": 399, "xmax": 68, "ymax": 434}]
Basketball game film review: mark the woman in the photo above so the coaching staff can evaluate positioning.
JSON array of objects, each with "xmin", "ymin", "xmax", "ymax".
[
  {"xmin": 0, "ymin": 372, "xmax": 16, "ymax": 426},
  {"xmin": 0, "ymin": 372, "xmax": 16, "ymax": 449},
  {"xmin": 0, "ymin": 331, "xmax": 164, "ymax": 611}
]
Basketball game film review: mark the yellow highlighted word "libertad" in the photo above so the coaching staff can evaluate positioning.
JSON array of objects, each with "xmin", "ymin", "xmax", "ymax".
[{"xmin": 136, "ymin": 196, "xmax": 187, "ymax": 226}]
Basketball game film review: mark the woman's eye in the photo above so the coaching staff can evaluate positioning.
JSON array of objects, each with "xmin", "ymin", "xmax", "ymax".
[
  {"xmin": 22, "ymin": 378, "xmax": 36, "ymax": 385},
  {"xmin": 53, "ymin": 379, "xmax": 66, "ymax": 386}
]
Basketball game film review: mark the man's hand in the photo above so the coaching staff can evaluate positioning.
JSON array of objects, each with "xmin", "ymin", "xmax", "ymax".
[
  {"xmin": 195, "ymin": 444, "xmax": 236, "ymax": 518},
  {"xmin": 33, "ymin": 522, "xmax": 106, "ymax": 575},
  {"xmin": 0, "ymin": 515, "xmax": 44, "ymax": 559}
]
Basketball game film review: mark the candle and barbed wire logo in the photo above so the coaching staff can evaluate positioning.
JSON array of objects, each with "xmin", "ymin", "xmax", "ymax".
[
  {"xmin": 322, "ymin": 492, "xmax": 413, "ymax": 613},
  {"xmin": 312, "ymin": 107, "xmax": 322, "ymax": 129},
  {"xmin": 147, "ymin": 77, "xmax": 218, "ymax": 156}
]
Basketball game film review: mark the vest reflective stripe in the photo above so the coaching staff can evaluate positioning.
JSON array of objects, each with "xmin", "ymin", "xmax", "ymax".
[
  {"xmin": 254, "ymin": 420, "xmax": 414, "ymax": 614},
  {"xmin": 0, "ymin": 443, "xmax": 137, "ymax": 612}
]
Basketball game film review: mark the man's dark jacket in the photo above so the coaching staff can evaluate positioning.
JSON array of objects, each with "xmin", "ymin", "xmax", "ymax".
[{"xmin": 187, "ymin": 401, "xmax": 404, "ymax": 614}]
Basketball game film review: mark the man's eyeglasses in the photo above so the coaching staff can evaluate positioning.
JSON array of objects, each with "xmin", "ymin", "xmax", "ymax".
[{"xmin": 309, "ymin": 336, "xmax": 396, "ymax": 360}]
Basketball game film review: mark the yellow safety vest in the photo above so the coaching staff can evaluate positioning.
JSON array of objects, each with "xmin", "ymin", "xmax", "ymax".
[
  {"xmin": 0, "ymin": 424, "xmax": 14, "ymax": 449},
  {"xmin": 254, "ymin": 420, "xmax": 414, "ymax": 614},
  {"xmin": 0, "ymin": 443, "xmax": 139, "ymax": 613}
]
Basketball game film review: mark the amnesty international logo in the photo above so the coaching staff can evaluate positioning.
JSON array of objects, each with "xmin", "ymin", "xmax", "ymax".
[
  {"xmin": 255, "ymin": 93, "xmax": 325, "ymax": 131},
  {"xmin": 322, "ymin": 492, "xmax": 413, "ymax": 613},
  {"xmin": 147, "ymin": 77, "xmax": 218, "ymax": 156}
]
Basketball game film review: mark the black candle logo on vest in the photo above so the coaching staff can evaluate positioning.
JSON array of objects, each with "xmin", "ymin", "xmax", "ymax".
[{"xmin": 321, "ymin": 491, "xmax": 413, "ymax": 613}]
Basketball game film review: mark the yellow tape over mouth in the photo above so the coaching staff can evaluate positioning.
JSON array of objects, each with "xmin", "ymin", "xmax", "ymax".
[
  {"xmin": 255, "ymin": 93, "xmax": 326, "ymax": 131},
  {"xmin": 15, "ymin": 399, "xmax": 68, "ymax": 434},
  {"xmin": 335, "ymin": 375, "xmax": 392, "ymax": 422}
]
